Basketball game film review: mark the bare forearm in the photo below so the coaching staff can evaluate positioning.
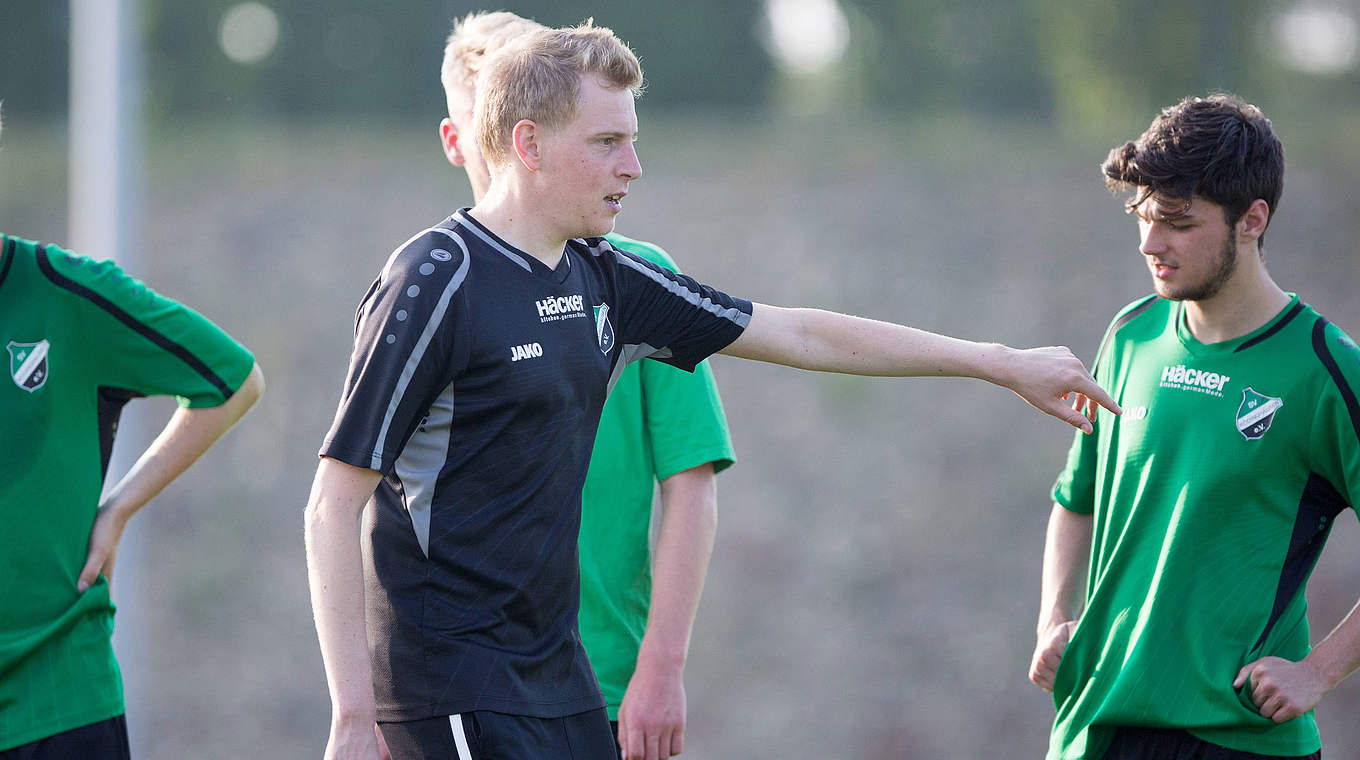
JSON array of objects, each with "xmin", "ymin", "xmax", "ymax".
[
  {"xmin": 636, "ymin": 465, "xmax": 718, "ymax": 670},
  {"xmin": 305, "ymin": 458, "xmax": 382, "ymax": 723},
  {"xmin": 100, "ymin": 362, "xmax": 264, "ymax": 518},
  {"xmin": 1038, "ymin": 503, "xmax": 1092, "ymax": 633},
  {"xmin": 1305, "ymin": 599, "xmax": 1360, "ymax": 693},
  {"xmin": 723, "ymin": 304, "xmax": 1010, "ymax": 379}
]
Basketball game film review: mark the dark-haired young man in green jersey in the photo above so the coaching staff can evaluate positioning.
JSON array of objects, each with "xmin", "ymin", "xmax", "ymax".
[
  {"xmin": 1030, "ymin": 94, "xmax": 1360, "ymax": 760},
  {"xmin": 0, "ymin": 111, "xmax": 264, "ymax": 759}
]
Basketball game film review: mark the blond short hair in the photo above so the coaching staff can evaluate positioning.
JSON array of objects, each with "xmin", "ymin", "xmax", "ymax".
[
  {"xmin": 439, "ymin": 11, "xmax": 546, "ymax": 116},
  {"xmin": 475, "ymin": 22, "xmax": 643, "ymax": 166}
]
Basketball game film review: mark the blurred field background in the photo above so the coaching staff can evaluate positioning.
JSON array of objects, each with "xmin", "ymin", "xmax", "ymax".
[{"xmin": 4, "ymin": 1, "xmax": 1360, "ymax": 757}]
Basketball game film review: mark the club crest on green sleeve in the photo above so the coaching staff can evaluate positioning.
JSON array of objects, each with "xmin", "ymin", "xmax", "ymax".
[
  {"xmin": 1236, "ymin": 387, "xmax": 1282, "ymax": 440},
  {"xmin": 7, "ymin": 339, "xmax": 50, "ymax": 392},
  {"xmin": 593, "ymin": 303, "xmax": 614, "ymax": 354}
]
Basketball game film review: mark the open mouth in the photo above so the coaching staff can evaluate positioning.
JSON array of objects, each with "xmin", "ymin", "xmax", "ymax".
[{"xmin": 604, "ymin": 193, "xmax": 624, "ymax": 211}]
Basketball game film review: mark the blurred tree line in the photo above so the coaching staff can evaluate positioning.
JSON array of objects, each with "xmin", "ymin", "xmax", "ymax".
[{"xmin": 2, "ymin": 0, "xmax": 1358, "ymax": 131}]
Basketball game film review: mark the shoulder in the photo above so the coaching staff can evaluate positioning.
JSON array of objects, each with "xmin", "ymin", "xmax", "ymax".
[
  {"xmin": 23, "ymin": 238, "xmax": 163, "ymax": 312},
  {"xmin": 364, "ymin": 224, "xmax": 473, "ymax": 318},
  {"xmin": 1306, "ymin": 307, "xmax": 1360, "ymax": 396},
  {"xmin": 603, "ymin": 232, "xmax": 679, "ymax": 273},
  {"xmin": 379, "ymin": 224, "xmax": 470, "ymax": 285},
  {"xmin": 1108, "ymin": 294, "xmax": 1164, "ymax": 334}
]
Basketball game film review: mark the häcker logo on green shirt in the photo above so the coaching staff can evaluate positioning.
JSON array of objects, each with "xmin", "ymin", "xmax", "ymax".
[
  {"xmin": 7, "ymin": 339, "xmax": 50, "ymax": 393},
  {"xmin": 1236, "ymin": 387, "xmax": 1283, "ymax": 440},
  {"xmin": 593, "ymin": 303, "xmax": 614, "ymax": 354}
]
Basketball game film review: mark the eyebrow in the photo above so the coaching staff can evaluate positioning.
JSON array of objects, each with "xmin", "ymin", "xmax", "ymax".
[{"xmin": 1135, "ymin": 206, "xmax": 1194, "ymax": 223}]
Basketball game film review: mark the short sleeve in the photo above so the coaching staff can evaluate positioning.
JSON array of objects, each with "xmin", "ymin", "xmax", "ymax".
[
  {"xmin": 40, "ymin": 244, "xmax": 254, "ymax": 407},
  {"xmin": 1051, "ymin": 425, "xmax": 1098, "ymax": 514},
  {"xmin": 641, "ymin": 357, "xmax": 736, "ymax": 480},
  {"xmin": 1049, "ymin": 304, "xmax": 1140, "ymax": 514},
  {"xmin": 320, "ymin": 232, "xmax": 470, "ymax": 473},
  {"xmin": 607, "ymin": 246, "xmax": 751, "ymax": 372},
  {"xmin": 1309, "ymin": 320, "xmax": 1360, "ymax": 513}
]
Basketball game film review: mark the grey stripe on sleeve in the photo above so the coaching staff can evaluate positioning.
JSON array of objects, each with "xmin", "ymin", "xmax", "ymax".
[
  {"xmin": 612, "ymin": 250, "xmax": 751, "ymax": 327},
  {"xmin": 370, "ymin": 239, "xmax": 471, "ymax": 470},
  {"xmin": 606, "ymin": 342, "xmax": 661, "ymax": 396}
]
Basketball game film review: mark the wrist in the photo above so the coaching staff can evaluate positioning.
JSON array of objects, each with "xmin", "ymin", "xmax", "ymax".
[
  {"xmin": 1302, "ymin": 649, "xmax": 1345, "ymax": 693},
  {"xmin": 975, "ymin": 342, "xmax": 1014, "ymax": 386},
  {"xmin": 635, "ymin": 642, "xmax": 687, "ymax": 674},
  {"xmin": 332, "ymin": 704, "xmax": 377, "ymax": 728}
]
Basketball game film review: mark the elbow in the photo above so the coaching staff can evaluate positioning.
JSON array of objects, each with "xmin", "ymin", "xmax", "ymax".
[{"xmin": 237, "ymin": 362, "xmax": 265, "ymax": 409}]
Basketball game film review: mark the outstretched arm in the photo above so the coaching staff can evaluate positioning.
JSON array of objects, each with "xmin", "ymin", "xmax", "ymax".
[
  {"xmin": 305, "ymin": 456, "xmax": 385, "ymax": 760},
  {"xmin": 721, "ymin": 304, "xmax": 1119, "ymax": 432},
  {"xmin": 78, "ymin": 362, "xmax": 265, "ymax": 592},
  {"xmin": 1029, "ymin": 503, "xmax": 1092, "ymax": 692},
  {"xmin": 617, "ymin": 463, "xmax": 718, "ymax": 760},
  {"xmin": 1234, "ymin": 599, "xmax": 1360, "ymax": 723}
]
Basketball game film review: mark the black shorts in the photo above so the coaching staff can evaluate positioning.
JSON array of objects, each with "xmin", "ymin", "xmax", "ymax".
[
  {"xmin": 1102, "ymin": 726, "xmax": 1321, "ymax": 760},
  {"xmin": 0, "ymin": 715, "xmax": 131, "ymax": 760},
  {"xmin": 379, "ymin": 708, "xmax": 615, "ymax": 760}
]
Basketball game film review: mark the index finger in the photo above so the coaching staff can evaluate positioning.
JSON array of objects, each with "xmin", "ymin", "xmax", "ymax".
[{"xmin": 1074, "ymin": 376, "xmax": 1121, "ymax": 416}]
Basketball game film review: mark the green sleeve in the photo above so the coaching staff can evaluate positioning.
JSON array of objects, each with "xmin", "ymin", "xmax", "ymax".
[
  {"xmin": 640, "ymin": 357, "xmax": 735, "ymax": 480},
  {"xmin": 45, "ymin": 245, "xmax": 254, "ymax": 407},
  {"xmin": 1311, "ymin": 321, "xmax": 1360, "ymax": 513},
  {"xmin": 605, "ymin": 232, "xmax": 735, "ymax": 479},
  {"xmin": 1049, "ymin": 300, "xmax": 1146, "ymax": 514}
]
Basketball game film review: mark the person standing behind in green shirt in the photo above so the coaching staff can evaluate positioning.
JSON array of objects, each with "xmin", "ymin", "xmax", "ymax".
[
  {"xmin": 1029, "ymin": 94, "xmax": 1360, "ymax": 760},
  {"xmin": 0, "ymin": 111, "xmax": 264, "ymax": 759},
  {"xmin": 436, "ymin": 14, "xmax": 733, "ymax": 760}
]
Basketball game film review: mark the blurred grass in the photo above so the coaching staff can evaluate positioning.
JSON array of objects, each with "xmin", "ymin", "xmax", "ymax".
[{"xmin": 2, "ymin": 111, "xmax": 1358, "ymax": 759}]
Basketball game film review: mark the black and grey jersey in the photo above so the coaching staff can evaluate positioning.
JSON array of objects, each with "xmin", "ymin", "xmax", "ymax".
[{"xmin": 320, "ymin": 210, "xmax": 751, "ymax": 721}]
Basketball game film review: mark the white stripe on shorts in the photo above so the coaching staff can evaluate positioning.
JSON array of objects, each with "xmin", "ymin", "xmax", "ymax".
[{"xmin": 449, "ymin": 714, "xmax": 473, "ymax": 760}]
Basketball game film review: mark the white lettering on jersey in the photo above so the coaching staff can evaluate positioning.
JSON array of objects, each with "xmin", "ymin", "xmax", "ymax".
[
  {"xmin": 534, "ymin": 295, "xmax": 587, "ymax": 323},
  {"xmin": 1158, "ymin": 364, "xmax": 1230, "ymax": 397},
  {"xmin": 510, "ymin": 342, "xmax": 544, "ymax": 362}
]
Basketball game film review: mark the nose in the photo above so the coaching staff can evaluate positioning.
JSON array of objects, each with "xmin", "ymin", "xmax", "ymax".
[
  {"xmin": 1139, "ymin": 222, "xmax": 1167, "ymax": 257},
  {"xmin": 618, "ymin": 142, "xmax": 641, "ymax": 181}
]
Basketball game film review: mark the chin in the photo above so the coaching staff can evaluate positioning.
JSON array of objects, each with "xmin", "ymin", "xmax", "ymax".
[{"xmin": 582, "ymin": 219, "xmax": 617, "ymax": 238}]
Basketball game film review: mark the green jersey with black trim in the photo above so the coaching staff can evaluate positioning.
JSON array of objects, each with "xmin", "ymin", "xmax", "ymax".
[
  {"xmin": 0, "ymin": 235, "xmax": 254, "ymax": 751},
  {"xmin": 578, "ymin": 233, "xmax": 735, "ymax": 720},
  {"xmin": 1048, "ymin": 294, "xmax": 1360, "ymax": 759}
]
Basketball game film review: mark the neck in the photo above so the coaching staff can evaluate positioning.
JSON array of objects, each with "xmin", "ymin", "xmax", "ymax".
[
  {"xmin": 1182, "ymin": 249, "xmax": 1290, "ymax": 344},
  {"xmin": 469, "ymin": 183, "xmax": 568, "ymax": 268}
]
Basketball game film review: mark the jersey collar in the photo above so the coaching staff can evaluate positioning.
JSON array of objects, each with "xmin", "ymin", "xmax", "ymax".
[{"xmin": 1175, "ymin": 294, "xmax": 1303, "ymax": 356}]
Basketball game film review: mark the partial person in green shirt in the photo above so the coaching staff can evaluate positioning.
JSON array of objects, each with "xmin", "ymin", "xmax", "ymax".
[
  {"xmin": 0, "ymin": 110, "xmax": 264, "ymax": 759},
  {"xmin": 1030, "ymin": 94, "xmax": 1360, "ymax": 760},
  {"xmin": 436, "ymin": 14, "xmax": 734, "ymax": 760}
]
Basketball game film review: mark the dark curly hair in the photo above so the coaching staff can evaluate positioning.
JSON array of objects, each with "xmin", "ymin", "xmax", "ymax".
[{"xmin": 1102, "ymin": 93, "xmax": 1283, "ymax": 242}]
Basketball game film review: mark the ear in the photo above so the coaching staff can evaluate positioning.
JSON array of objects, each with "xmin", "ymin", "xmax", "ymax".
[
  {"xmin": 512, "ymin": 119, "xmax": 542, "ymax": 172},
  {"xmin": 439, "ymin": 117, "xmax": 466, "ymax": 167},
  {"xmin": 1237, "ymin": 199, "xmax": 1270, "ymax": 242}
]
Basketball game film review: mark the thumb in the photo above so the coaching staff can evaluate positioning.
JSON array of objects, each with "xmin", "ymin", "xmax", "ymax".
[
  {"xmin": 1233, "ymin": 660, "xmax": 1259, "ymax": 689},
  {"xmin": 76, "ymin": 549, "xmax": 104, "ymax": 592}
]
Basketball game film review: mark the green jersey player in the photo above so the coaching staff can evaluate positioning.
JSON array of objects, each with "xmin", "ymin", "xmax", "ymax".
[
  {"xmin": 0, "ymin": 114, "xmax": 264, "ymax": 758},
  {"xmin": 1031, "ymin": 94, "xmax": 1360, "ymax": 760}
]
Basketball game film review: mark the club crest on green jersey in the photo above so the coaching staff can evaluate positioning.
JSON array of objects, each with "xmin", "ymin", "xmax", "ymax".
[
  {"xmin": 1235, "ymin": 387, "xmax": 1282, "ymax": 440},
  {"xmin": 593, "ymin": 303, "xmax": 615, "ymax": 354},
  {"xmin": 7, "ymin": 339, "xmax": 50, "ymax": 392}
]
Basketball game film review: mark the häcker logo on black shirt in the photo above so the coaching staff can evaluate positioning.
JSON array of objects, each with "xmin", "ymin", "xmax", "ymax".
[
  {"xmin": 535, "ymin": 294, "xmax": 587, "ymax": 323},
  {"xmin": 7, "ymin": 339, "xmax": 50, "ymax": 392},
  {"xmin": 1236, "ymin": 387, "xmax": 1283, "ymax": 440}
]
